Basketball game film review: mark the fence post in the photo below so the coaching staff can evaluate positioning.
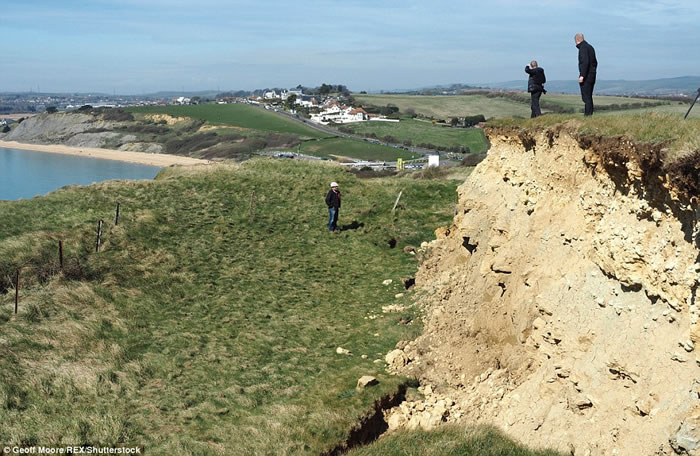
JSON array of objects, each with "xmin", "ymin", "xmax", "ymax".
[
  {"xmin": 14, "ymin": 268, "xmax": 20, "ymax": 314},
  {"xmin": 59, "ymin": 240, "xmax": 64, "ymax": 270},
  {"xmin": 391, "ymin": 190, "xmax": 403, "ymax": 214},
  {"xmin": 96, "ymin": 220, "xmax": 103, "ymax": 252},
  {"xmin": 114, "ymin": 202, "xmax": 121, "ymax": 226}
]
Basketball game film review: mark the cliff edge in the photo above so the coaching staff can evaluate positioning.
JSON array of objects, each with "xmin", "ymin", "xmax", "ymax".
[{"xmin": 390, "ymin": 126, "xmax": 699, "ymax": 455}]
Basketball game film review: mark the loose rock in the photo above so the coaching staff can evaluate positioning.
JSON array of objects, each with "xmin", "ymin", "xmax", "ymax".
[{"xmin": 356, "ymin": 376, "xmax": 379, "ymax": 390}]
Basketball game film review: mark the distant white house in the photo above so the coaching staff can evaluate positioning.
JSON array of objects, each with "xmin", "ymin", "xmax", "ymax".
[
  {"xmin": 263, "ymin": 91, "xmax": 278, "ymax": 100},
  {"xmin": 296, "ymin": 97, "xmax": 318, "ymax": 108},
  {"xmin": 174, "ymin": 96, "xmax": 191, "ymax": 105},
  {"xmin": 310, "ymin": 105, "xmax": 397, "ymax": 125}
]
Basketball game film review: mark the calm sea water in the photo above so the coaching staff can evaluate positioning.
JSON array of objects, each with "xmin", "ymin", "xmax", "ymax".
[{"xmin": 0, "ymin": 147, "xmax": 162, "ymax": 201}]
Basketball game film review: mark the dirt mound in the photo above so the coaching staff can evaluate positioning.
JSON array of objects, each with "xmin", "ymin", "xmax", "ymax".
[{"xmin": 392, "ymin": 126, "xmax": 700, "ymax": 455}]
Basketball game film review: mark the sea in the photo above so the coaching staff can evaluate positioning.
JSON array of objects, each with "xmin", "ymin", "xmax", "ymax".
[{"xmin": 0, "ymin": 147, "xmax": 162, "ymax": 201}]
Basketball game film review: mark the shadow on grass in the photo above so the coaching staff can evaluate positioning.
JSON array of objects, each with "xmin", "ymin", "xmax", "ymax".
[{"xmin": 341, "ymin": 220, "xmax": 365, "ymax": 231}]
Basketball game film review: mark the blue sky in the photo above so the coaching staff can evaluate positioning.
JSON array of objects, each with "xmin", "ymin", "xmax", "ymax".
[{"xmin": 1, "ymin": 0, "xmax": 698, "ymax": 94}]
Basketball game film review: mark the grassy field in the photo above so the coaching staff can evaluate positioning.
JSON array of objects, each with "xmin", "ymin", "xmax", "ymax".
[
  {"xmin": 128, "ymin": 104, "xmax": 328, "ymax": 138},
  {"xmin": 354, "ymin": 94, "xmax": 531, "ymax": 119},
  {"xmin": 542, "ymin": 93, "xmax": 665, "ymax": 110},
  {"xmin": 354, "ymin": 93, "xmax": 696, "ymax": 119},
  {"xmin": 300, "ymin": 137, "xmax": 419, "ymax": 161},
  {"xmin": 597, "ymin": 101, "xmax": 699, "ymax": 118},
  {"xmin": 348, "ymin": 425, "xmax": 563, "ymax": 456},
  {"xmin": 342, "ymin": 119, "xmax": 489, "ymax": 154},
  {"xmin": 0, "ymin": 160, "xmax": 456, "ymax": 454}
]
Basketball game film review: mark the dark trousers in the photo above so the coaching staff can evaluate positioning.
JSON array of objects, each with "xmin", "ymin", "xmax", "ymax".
[
  {"xmin": 580, "ymin": 75, "xmax": 596, "ymax": 116},
  {"xmin": 530, "ymin": 91, "xmax": 542, "ymax": 118}
]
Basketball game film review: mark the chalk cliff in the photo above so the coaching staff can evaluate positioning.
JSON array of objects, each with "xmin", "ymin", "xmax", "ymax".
[{"xmin": 389, "ymin": 126, "xmax": 699, "ymax": 455}]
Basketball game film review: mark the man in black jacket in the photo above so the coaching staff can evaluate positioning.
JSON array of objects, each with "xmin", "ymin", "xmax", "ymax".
[
  {"xmin": 575, "ymin": 33, "xmax": 598, "ymax": 116},
  {"xmin": 525, "ymin": 60, "xmax": 546, "ymax": 118},
  {"xmin": 325, "ymin": 181, "xmax": 341, "ymax": 231}
]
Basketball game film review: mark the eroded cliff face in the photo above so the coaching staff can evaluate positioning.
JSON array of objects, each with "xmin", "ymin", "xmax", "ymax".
[
  {"xmin": 390, "ymin": 128, "xmax": 699, "ymax": 455},
  {"xmin": 0, "ymin": 112, "xmax": 164, "ymax": 152}
]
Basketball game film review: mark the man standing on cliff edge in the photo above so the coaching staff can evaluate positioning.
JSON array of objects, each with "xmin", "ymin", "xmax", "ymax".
[
  {"xmin": 525, "ymin": 60, "xmax": 546, "ymax": 118},
  {"xmin": 575, "ymin": 33, "xmax": 598, "ymax": 116}
]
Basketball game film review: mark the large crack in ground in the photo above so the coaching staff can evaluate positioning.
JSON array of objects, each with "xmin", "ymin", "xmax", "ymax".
[{"xmin": 321, "ymin": 383, "xmax": 409, "ymax": 455}]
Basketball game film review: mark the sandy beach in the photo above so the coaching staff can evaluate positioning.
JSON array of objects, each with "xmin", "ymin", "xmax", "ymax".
[{"xmin": 0, "ymin": 140, "xmax": 210, "ymax": 167}]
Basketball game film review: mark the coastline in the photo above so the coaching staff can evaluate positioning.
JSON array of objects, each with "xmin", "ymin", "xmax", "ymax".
[{"xmin": 0, "ymin": 140, "xmax": 211, "ymax": 167}]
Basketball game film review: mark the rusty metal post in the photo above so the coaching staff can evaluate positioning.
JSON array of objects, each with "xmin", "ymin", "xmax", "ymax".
[
  {"xmin": 114, "ymin": 202, "xmax": 121, "ymax": 226},
  {"xmin": 96, "ymin": 220, "xmax": 103, "ymax": 252}
]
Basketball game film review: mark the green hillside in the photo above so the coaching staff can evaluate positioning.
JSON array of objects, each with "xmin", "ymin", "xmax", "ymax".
[
  {"xmin": 0, "ymin": 161, "xmax": 440, "ymax": 453},
  {"xmin": 129, "ymin": 104, "xmax": 328, "ymax": 138}
]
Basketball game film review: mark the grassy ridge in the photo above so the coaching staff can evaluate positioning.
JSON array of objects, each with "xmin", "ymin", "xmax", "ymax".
[
  {"xmin": 129, "ymin": 104, "xmax": 328, "ymax": 138},
  {"xmin": 0, "ymin": 160, "xmax": 457, "ymax": 453},
  {"xmin": 488, "ymin": 112, "xmax": 700, "ymax": 161}
]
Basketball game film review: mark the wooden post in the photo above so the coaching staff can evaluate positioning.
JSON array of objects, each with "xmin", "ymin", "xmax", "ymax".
[
  {"xmin": 249, "ymin": 191, "xmax": 256, "ymax": 222},
  {"xmin": 391, "ymin": 190, "xmax": 403, "ymax": 214},
  {"xmin": 114, "ymin": 202, "xmax": 121, "ymax": 226},
  {"xmin": 96, "ymin": 220, "xmax": 103, "ymax": 252},
  {"xmin": 59, "ymin": 240, "xmax": 64, "ymax": 270},
  {"xmin": 14, "ymin": 268, "xmax": 19, "ymax": 314}
]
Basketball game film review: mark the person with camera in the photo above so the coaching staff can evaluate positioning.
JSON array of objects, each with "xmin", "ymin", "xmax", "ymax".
[{"xmin": 525, "ymin": 61, "xmax": 546, "ymax": 118}]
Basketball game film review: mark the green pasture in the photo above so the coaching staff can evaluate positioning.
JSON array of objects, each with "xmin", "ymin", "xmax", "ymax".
[
  {"xmin": 354, "ymin": 94, "xmax": 532, "ymax": 119},
  {"xmin": 0, "ymin": 160, "xmax": 457, "ymax": 454},
  {"xmin": 128, "ymin": 104, "xmax": 328, "ymax": 138},
  {"xmin": 597, "ymin": 101, "xmax": 699, "ymax": 118},
  {"xmin": 355, "ymin": 93, "xmax": 688, "ymax": 119},
  {"xmin": 300, "ymin": 137, "xmax": 418, "ymax": 161},
  {"xmin": 343, "ymin": 119, "xmax": 489, "ymax": 154}
]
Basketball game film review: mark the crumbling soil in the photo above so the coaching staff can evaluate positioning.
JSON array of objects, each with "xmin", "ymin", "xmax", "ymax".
[{"xmin": 388, "ymin": 126, "xmax": 700, "ymax": 455}]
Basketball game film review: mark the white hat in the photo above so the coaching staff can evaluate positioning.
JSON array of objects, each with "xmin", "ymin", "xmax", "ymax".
[{"xmin": 330, "ymin": 182, "xmax": 339, "ymax": 187}]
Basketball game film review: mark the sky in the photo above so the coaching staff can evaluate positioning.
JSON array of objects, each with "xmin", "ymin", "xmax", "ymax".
[{"xmin": 1, "ymin": 0, "xmax": 698, "ymax": 94}]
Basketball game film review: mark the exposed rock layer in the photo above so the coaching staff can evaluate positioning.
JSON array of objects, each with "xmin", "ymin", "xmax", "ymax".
[{"xmin": 395, "ymin": 127, "xmax": 699, "ymax": 455}]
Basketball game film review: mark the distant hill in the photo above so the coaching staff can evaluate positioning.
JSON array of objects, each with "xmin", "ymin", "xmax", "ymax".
[
  {"xmin": 145, "ymin": 90, "xmax": 222, "ymax": 98},
  {"xmin": 481, "ymin": 76, "xmax": 700, "ymax": 96},
  {"xmin": 377, "ymin": 83, "xmax": 477, "ymax": 95}
]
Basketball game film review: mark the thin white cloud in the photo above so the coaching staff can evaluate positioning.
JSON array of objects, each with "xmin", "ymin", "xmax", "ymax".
[{"xmin": 607, "ymin": 0, "xmax": 700, "ymax": 26}]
